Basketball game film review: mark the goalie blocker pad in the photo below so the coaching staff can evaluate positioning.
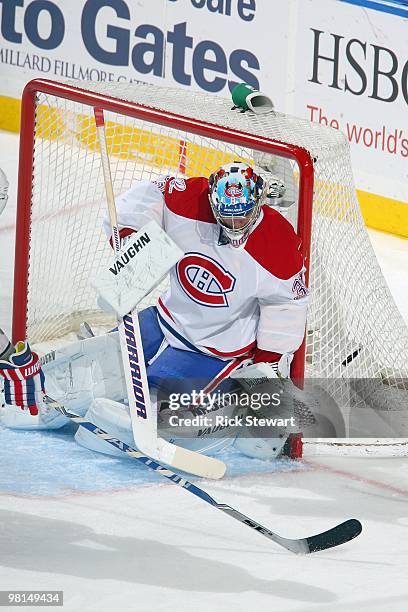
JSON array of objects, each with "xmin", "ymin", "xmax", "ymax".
[{"xmin": 92, "ymin": 220, "xmax": 184, "ymax": 318}]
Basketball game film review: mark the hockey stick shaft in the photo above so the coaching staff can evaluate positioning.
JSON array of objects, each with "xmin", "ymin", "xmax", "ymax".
[
  {"xmin": 94, "ymin": 107, "xmax": 156, "ymax": 448},
  {"xmin": 45, "ymin": 395, "xmax": 361, "ymax": 555},
  {"xmin": 94, "ymin": 109, "xmax": 121, "ymax": 255}
]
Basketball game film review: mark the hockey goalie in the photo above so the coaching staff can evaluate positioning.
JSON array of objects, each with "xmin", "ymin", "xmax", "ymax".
[{"xmin": 0, "ymin": 162, "xmax": 309, "ymax": 463}]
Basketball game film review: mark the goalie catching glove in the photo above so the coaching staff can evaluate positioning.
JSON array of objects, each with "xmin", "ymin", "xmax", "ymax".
[
  {"xmin": 233, "ymin": 353, "xmax": 293, "ymax": 387},
  {"xmin": 229, "ymin": 353, "xmax": 301, "ymax": 460}
]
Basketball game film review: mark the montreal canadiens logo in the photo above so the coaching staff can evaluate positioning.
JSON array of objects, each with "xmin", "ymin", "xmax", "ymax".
[
  {"xmin": 177, "ymin": 253, "xmax": 236, "ymax": 307},
  {"xmin": 224, "ymin": 183, "xmax": 243, "ymax": 198}
]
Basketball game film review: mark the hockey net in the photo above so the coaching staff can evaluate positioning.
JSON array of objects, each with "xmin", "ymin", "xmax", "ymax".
[{"xmin": 13, "ymin": 78, "xmax": 408, "ymax": 455}]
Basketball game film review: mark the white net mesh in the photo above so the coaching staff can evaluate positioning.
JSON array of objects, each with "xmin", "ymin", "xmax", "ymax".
[{"xmin": 16, "ymin": 79, "xmax": 408, "ymax": 446}]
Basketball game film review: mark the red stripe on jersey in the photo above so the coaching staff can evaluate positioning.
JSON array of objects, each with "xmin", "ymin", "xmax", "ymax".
[
  {"xmin": 157, "ymin": 298, "xmax": 255, "ymax": 359},
  {"xmin": 199, "ymin": 358, "xmax": 244, "ymax": 397},
  {"xmin": 204, "ymin": 340, "xmax": 256, "ymax": 358},
  {"xmin": 245, "ymin": 207, "xmax": 303, "ymax": 280},
  {"xmin": 164, "ymin": 177, "xmax": 216, "ymax": 224},
  {"xmin": 253, "ymin": 348, "xmax": 281, "ymax": 364},
  {"xmin": 158, "ymin": 297, "xmax": 175, "ymax": 322}
]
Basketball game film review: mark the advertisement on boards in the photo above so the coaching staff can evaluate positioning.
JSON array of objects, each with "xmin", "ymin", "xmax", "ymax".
[
  {"xmin": 0, "ymin": 0, "xmax": 289, "ymax": 102},
  {"xmin": 294, "ymin": 0, "xmax": 407, "ymax": 214}
]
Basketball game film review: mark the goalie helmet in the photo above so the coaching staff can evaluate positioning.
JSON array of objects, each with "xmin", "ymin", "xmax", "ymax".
[
  {"xmin": 208, "ymin": 161, "xmax": 264, "ymax": 247},
  {"xmin": 0, "ymin": 167, "xmax": 8, "ymax": 216}
]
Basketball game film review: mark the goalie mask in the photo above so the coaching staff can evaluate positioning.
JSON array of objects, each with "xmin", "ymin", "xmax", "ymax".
[{"xmin": 209, "ymin": 162, "xmax": 264, "ymax": 247}]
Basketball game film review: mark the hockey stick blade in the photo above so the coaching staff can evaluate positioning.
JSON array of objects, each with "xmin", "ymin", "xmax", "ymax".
[
  {"xmin": 217, "ymin": 507, "xmax": 361, "ymax": 554},
  {"xmin": 304, "ymin": 518, "xmax": 362, "ymax": 553},
  {"xmin": 46, "ymin": 396, "xmax": 362, "ymax": 554},
  {"xmin": 155, "ymin": 437, "xmax": 226, "ymax": 480}
]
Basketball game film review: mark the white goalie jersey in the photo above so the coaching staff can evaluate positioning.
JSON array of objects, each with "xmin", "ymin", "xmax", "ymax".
[{"xmin": 104, "ymin": 176, "xmax": 309, "ymax": 360}]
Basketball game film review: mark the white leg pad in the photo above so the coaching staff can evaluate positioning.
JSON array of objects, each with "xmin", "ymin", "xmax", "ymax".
[
  {"xmin": 43, "ymin": 332, "xmax": 126, "ymax": 415},
  {"xmin": 234, "ymin": 437, "xmax": 287, "ymax": 460},
  {"xmin": 0, "ymin": 400, "xmax": 69, "ymax": 430},
  {"xmin": 74, "ymin": 397, "xmax": 133, "ymax": 457}
]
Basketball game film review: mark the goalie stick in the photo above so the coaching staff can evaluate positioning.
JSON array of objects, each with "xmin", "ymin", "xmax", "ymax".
[
  {"xmin": 44, "ymin": 394, "xmax": 362, "ymax": 555},
  {"xmin": 93, "ymin": 108, "xmax": 225, "ymax": 480}
]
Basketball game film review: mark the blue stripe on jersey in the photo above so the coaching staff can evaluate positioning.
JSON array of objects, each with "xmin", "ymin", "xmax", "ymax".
[{"xmin": 156, "ymin": 310, "xmax": 202, "ymax": 354}]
